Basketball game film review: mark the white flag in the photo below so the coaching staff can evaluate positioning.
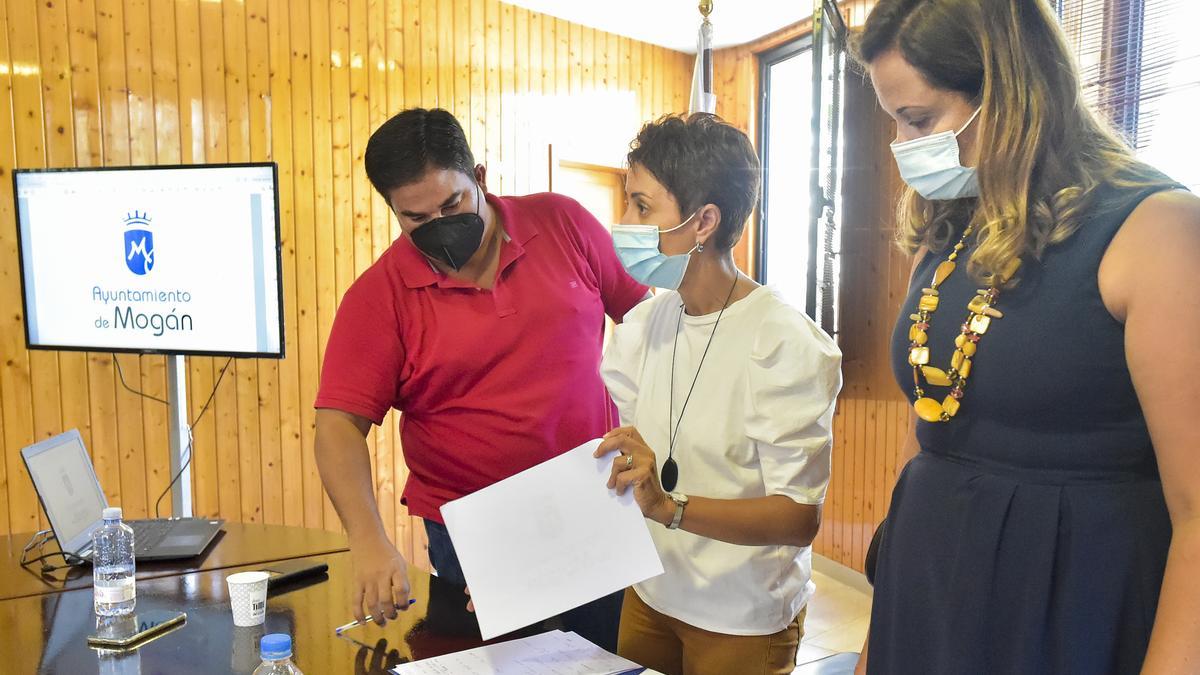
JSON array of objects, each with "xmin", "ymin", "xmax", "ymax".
[{"xmin": 689, "ymin": 19, "xmax": 716, "ymax": 115}]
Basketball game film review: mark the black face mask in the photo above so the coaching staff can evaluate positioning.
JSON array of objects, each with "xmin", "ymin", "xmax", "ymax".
[{"xmin": 408, "ymin": 185, "xmax": 485, "ymax": 271}]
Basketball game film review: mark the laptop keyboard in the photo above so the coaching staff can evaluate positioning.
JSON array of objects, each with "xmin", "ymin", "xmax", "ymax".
[{"xmin": 129, "ymin": 520, "xmax": 174, "ymax": 553}]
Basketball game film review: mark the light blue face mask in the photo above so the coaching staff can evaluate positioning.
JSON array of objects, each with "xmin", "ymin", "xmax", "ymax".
[
  {"xmin": 611, "ymin": 212, "xmax": 699, "ymax": 289},
  {"xmin": 890, "ymin": 107, "xmax": 982, "ymax": 200}
]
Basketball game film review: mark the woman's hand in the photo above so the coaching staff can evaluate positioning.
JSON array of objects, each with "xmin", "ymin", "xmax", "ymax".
[{"xmin": 595, "ymin": 426, "xmax": 675, "ymax": 526}]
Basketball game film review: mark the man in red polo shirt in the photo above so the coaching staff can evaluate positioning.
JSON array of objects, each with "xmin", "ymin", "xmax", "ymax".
[{"xmin": 314, "ymin": 108, "xmax": 646, "ymax": 650}]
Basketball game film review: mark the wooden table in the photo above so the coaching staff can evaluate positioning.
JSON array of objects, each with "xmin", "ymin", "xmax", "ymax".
[
  {"xmin": 0, "ymin": 550, "xmax": 553, "ymax": 674},
  {"xmin": 0, "ymin": 523, "xmax": 350, "ymax": 602}
]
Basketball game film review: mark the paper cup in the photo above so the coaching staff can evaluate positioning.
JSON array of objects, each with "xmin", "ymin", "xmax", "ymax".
[{"xmin": 226, "ymin": 571, "xmax": 269, "ymax": 627}]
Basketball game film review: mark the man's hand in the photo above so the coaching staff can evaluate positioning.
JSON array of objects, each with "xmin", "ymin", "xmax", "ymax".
[{"xmin": 349, "ymin": 535, "xmax": 411, "ymax": 626}]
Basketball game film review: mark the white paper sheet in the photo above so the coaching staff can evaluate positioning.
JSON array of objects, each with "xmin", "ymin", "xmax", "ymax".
[
  {"xmin": 439, "ymin": 439, "xmax": 664, "ymax": 640},
  {"xmin": 389, "ymin": 630, "xmax": 644, "ymax": 675}
]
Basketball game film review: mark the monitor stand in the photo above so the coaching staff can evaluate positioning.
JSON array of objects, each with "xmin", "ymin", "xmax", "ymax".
[{"xmin": 166, "ymin": 354, "xmax": 193, "ymax": 518}]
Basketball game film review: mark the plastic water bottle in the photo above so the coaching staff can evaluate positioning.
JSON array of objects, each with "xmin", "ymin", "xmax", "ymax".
[
  {"xmin": 93, "ymin": 506, "xmax": 136, "ymax": 616},
  {"xmin": 252, "ymin": 634, "xmax": 304, "ymax": 675}
]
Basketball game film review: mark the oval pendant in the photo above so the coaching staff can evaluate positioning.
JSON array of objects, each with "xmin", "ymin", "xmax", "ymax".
[
  {"xmin": 914, "ymin": 397, "xmax": 946, "ymax": 423},
  {"xmin": 661, "ymin": 458, "xmax": 679, "ymax": 492}
]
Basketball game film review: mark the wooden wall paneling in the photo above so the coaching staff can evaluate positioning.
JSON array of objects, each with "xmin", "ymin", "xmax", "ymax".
[
  {"xmin": 11, "ymin": 0, "xmax": 51, "ymax": 532},
  {"xmin": 881, "ymin": 398, "xmax": 899, "ymax": 536},
  {"xmin": 512, "ymin": 6, "xmax": 527, "ymax": 194},
  {"xmin": 267, "ymin": 0, "xmax": 304, "ymax": 526},
  {"xmin": 453, "ymin": 0, "xmax": 470, "ymax": 143},
  {"xmin": 421, "ymin": 0, "xmax": 439, "ymax": 108},
  {"xmin": 345, "ymin": 0, "xmax": 370, "ymax": 284},
  {"xmin": 839, "ymin": 396, "xmax": 857, "ymax": 567},
  {"xmin": 672, "ymin": 51, "xmax": 685, "ymax": 114},
  {"xmin": 554, "ymin": 16, "xmax": 567, "ymax": 105},
  {"xmin": 538, "ymin": 12, "xmax": 555, "ymax": 193},
  {"xmin": 631, "ymin": 38, "xmax": 644, "ymax": 124},
  {"xmin": 566, "ymin": 19, "xmax": 579, "ymax": 97},
  {"xmin": 0, "ymin": 0, "xmax": 27, "ymax": 535},
  {"xmin": 653, "ymin": 40, "xmax": 664, "ymax": 118},
  {"xmin": 850, "ymin": 394, "xmax": 864, "ymax": 570},
  {"xmin": 451, "ymin": 0, "xmax": 468, "ymax": 177},
  {"xmin": 0, "ymin": 394, "xmax": 5, "ymax": 529},
  {"xmin": 482, "ymin": 0, "xmax": 498, "ymax": 189},
  {"xmin": 96, "ymin": 0, "xmax": 155, "ymax": 520},
  {"xmin": 499, "ymin": 1, "xmax": 513, "ymax": 192},
  {"xmin": 845, "ymin": 429, "xmax": 864, "ymax": 563},
  {"xmin": 468, "ymin": 0, "xmax": 484, "ymax": 153},
  {"xmin": 436, "ymin": 0, "xmax": 453, "ymax": 111},
  {"xmin": 617, "ymin": 35, "xmax": 630, "ymax": 118},
  {"xmin": 219, "ymin": 0, "xmax": 265, "ymax": 526},
  {"xmin": 367, "ymin": 0, "xmax": 399, "ymax": 550},
  {"xmin": 603, "ymin": 27, "xmax": 618, "ymax": 93},
  {"xmin": 310, "ymin": 0, "xmax": 340, "ymax": 531},
  {"xmin": 173, "ymin": 0, "xmax": 217, "ymax": 521},
  {"xmin": 285, "ymin": 0, "xmax": 323, "ymax": 529},
  {"xmin": 354, "ymin": 0, "xmax": 377, "ymax": 544},
  {"xmin": 124, "ymin": 0, "xmax": 173, "ymax": 520},
  {"xmin": 384, "ymin": 0, "xmax": 405, "ymax": 182},
  {"xmin": 825, "ymin": 402, "xmax": 843, "ymax": 558},
  {"xmin": 523, "ymin": 10, "xmax": 540, "ymax": 196},
  {"xmin": 580, "ymin": 25, "xmax": 593, "ymax": 93},
  {"xmin": 66, "ymin": 0, "xmax": 118, "ymax": 527},
  {"xmin": 37, "ymin": 0, "xmax": 88, "ymax": 532},
  {"xmin": 384, "ymin": 0, "xmax": 415, "ymax": 563},
  {"xmin": 535, "ymin": 10, "xmax": 551, "ymax": 115},
  {"xmin": 601, "ymin": 30, "xmax": 614, "ymax": 95},
  {"xmin": 148, "ymin": 0, "xmax": 182, "ymax": 517},
  {"xmin": 11, "ymin": 0, "xmax": 57, "ymax": 534},
  {"xmin": 864, "ymin": 417, "xmax": 883, "ymax": 562},
  {"xmin": 67, "ymin": 0, "xmax": 102, "ymax": 170},
  {"xmin": 198, "ymin": 0, "xmax": 244, "ymax": 523},
  {"xmin": 20, "ymin": 0, "xmax": 53, "ymax": 532},
  {"xmin": 378, "ymin": 0, "xmax": 406, "ymax": 564},
  {"xmin": 243, "ymin": 0, "xmax": 283, "ymax": 527}
]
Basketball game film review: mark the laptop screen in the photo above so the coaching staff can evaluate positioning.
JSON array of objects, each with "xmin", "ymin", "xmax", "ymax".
[{"xmin": 24, "ymin": 432, "xmax": 106, "ymax": 549}]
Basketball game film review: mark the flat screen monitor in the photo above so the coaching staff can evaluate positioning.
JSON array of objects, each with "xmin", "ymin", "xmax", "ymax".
[{"xmin": 13, "ymin": 163, "xmax": 284, "ymax": 358}]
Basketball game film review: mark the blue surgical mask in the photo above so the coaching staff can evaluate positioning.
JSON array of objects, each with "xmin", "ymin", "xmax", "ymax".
[
  {"xmin": 611, "ymin": 212, "xmax": 699, "ymax": 289},
  {"xmin": 890, "ymin": 107, "xmax": 982, "ymax": 200}
]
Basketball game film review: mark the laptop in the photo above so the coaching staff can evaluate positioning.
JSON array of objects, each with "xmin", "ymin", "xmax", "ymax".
[{"xmin": 21, "ymin": 429, "xmax": 224, "ymax": 561}]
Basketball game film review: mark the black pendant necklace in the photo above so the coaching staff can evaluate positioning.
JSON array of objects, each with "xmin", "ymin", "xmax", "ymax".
[{"xmin": 663, "ymin": 274, "xmax": 740, "ymax": 492}]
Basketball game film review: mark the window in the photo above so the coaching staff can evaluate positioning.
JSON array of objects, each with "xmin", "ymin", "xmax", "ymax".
[
  {"xmin": 757, "ymin": 0, "xmax": 847, "ymax": 335},
  {"xmin": 758, "ymin": 39, "xmax": 816, "ymax": 314},
  {"xmin": 1059, "ymin": 0, "xmax": 1200, "ymax": 189}
]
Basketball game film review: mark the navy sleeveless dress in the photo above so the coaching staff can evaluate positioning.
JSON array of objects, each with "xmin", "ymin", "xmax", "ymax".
[{"xmin": 868, "ymin": 182, "xmax": 1182, "ymax": 674}]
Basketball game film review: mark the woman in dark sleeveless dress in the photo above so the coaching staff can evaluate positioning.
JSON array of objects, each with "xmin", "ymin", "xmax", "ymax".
[{"xmin": 851, "ymin": 1, "xmax": 1200, "ymax": 673}]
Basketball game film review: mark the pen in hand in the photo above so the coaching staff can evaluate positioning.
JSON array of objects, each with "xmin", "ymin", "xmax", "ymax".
[{"xmin": 334, "ymin": 599, "xmax": 417, "ymax": 634}]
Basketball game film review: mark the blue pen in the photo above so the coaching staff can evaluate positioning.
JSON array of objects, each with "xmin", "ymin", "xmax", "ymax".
[{"xmin": 334, "ymin": 599, "xmax": 417, "ymax": 634}]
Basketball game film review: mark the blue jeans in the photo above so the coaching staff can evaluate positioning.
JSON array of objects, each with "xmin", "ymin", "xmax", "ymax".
[{"xmin": 423, "ymin": 519, "xmax": 624, "ymax": 651}]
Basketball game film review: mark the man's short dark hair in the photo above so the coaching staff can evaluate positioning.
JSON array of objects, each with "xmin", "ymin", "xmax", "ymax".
[
  {"xmin": 364, "ymin": 108, "xmax": 476, "ymax": 198},
  {"xmin": 627, "ymin": 113, "xmax": 761, "ymax": 252}
]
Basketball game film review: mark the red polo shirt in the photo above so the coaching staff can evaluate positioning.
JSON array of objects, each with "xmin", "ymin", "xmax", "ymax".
[{"xmin": 314, "ymin": 192, "xmax": 647, "ymax": 523}]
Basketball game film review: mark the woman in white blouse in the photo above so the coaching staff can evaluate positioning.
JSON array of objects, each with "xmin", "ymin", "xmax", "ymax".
[{"xmin": 596, "ymin": 113, "xmax": 842, "ymax": 675}]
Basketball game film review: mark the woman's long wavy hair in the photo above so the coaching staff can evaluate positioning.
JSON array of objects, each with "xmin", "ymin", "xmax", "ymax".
[{"xmin": 854, "ymin": 0, "xmax": 1176, "ymax": 287}]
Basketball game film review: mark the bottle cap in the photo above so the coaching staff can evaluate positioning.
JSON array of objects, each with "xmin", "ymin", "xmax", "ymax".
[
  {"xmin": 102, "ymin": 507, "xmax": 122, "ymax": 520},
  {"xmin": 260, "ymin": 633, "xmax": 292, "ymax": 660}
]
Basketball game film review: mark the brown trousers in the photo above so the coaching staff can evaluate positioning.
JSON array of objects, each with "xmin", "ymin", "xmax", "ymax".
[{"xmin": 616, "ymin": 587, "xmax": 805, "ymax": 675}]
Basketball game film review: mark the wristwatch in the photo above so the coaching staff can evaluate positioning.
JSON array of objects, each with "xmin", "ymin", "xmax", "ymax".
[{"xmin": 666, "ymin": 492, "xmax": 689, "ymax": 530}]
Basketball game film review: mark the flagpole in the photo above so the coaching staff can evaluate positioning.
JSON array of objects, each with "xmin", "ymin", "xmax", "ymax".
[{"xmin": 690, "ymin": 0, "xmax": 716, "ymax": 114}]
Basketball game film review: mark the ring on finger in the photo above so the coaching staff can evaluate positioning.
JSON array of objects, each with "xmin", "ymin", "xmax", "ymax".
[{"xmin": 625, "ymin": 454, "xmax": 634, "ymax": 469}]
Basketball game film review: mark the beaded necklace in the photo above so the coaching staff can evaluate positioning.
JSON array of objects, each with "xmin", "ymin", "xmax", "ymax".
[{"xmin": 906, "ymin": 225, "xmax": 1016, "ymax": 423}]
